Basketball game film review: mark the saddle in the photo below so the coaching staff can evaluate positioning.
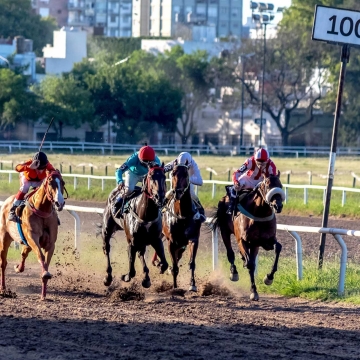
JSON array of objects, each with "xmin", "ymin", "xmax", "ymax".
[{"xmin": 112, "ymin": 186, "xmax": 142, "ymax": 218}]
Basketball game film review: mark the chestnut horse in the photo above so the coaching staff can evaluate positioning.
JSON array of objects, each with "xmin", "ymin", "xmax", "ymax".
[
  {"xmin": 100, "ymin": 164, "xmax": 168, "ymax": 289},
  {"xmin": 0, "ymin": 170, "xmax": 66, "ymax": 300},
  {"xmin": 160, "ymin": 162, "xmax": 201, "ymax": 291},
  {"xmin": 212, "ymin": 172, "xmax": 285, "ymax": 300}
]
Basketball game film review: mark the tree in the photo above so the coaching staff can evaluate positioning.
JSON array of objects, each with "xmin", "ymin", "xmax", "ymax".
[
  {"xmin": 0, "ymin": 0, "xmax": 57, "ymax": 55},
  {"xmin": 33, "ymin": 76, "xmax": 94, "ymax": 140},
  {"xmin": 233, "ymin": 30, "xmax": 327, "ymax": 146},
  {"xmin": 0, "ymin": 68, "xmax": 38, "ymax": 129},
  {"xmin": 156, "ymin": 46, "xmax": 215, "ymax": 144},
  {"xmin": 280, "ymin": 0, "xmax": 360, "ymax": 146}
]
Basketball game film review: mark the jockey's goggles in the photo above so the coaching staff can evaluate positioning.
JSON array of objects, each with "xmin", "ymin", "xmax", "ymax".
[{"xmin": 255, "ymin": 160, "xmax": 266, "ymax": 167}]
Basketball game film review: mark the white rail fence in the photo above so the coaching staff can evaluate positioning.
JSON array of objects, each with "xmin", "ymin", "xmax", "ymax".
[
  {"xmin": 1, "ymin": 170, "xmax": 360, "ymax": 206},
  {"xmin": 0, "ymin": 198, "xmax": 357, "ymax": 296},
  {"xmin": 2, "ymin": 141, "xmax": 360, "ymax": 156}
]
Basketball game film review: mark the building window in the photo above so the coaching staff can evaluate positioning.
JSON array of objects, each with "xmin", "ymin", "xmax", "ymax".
[
  {"xmin": 39, "ymin": 7, "xmax": 49, "ymax": 17},
  {"xmin": 220, "ymin": 7, "xmax": 228, "ymax": 14},
  {"xmin": 232, "ymin": 8, "xmax": 239, "ymax": 17},
  {"xmin": 208, "ymin": 6, "xmax": 217, "ymax": 17},
  {"xmin": 110, "ymin": 15, "xmax": 116, "ymax": 22},
  {"xmin": 221, "ymin": 22, "xmax": 227, "ymax": 27}
]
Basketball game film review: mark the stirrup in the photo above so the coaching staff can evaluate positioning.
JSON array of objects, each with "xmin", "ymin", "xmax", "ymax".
[{"xmin": 8, "ymin": 211, "xmax": 18, "ymax": 222}]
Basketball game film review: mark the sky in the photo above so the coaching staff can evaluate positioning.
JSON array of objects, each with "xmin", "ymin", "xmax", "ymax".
[{"xmin": 243, "ymin": 0, "xmax": 293, "ymax": 24}]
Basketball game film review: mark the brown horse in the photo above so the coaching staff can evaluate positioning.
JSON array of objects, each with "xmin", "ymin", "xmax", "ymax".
[
  {"xmin": 0, "ymin": 170, "xmax": 66, "ymax": 300},
  {"xmin": 160, "ymin": 162, "xmax": 201, "ymax": 291},
  {"xmin": 212, "ymin": 172, "xmax": 285, "ymax": 300},
  {"xmin": 100, "ymin": 164, "xmax": 168, "ymax": 289}
]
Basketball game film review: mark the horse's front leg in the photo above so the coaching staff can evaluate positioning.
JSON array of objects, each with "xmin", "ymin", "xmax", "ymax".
[
  {"xmin": 188, "ymin": 239, "xmax": 198, "ymax": 292},
  {"xmin": 0, "ymin": 234, "xmax": 12, "ymax": 291},
  {"xmin": 138, "ymin": 247, "xmax": 151, "ymax": 288},
  {"xmin": 14, "ymin": 244, "xmax": 31, "ymax": 273},
  {"xmin": 222, "ymin": 226, "xmax": 238, "ymax": 281},
  {"xmin": 264, "ymin": 240, "xmax": 282, "ymax": 286},
  {"xmin": 102, "ymin": 209, "xmax": 117, "ymax": 286},
  {"xmin": 247, "ymin": 246, "xmax": 260, "ymax": 301},
  {"xmin": 150, "ymin": 236, "xmax": 168, "ymax": 274},
  {"xmin": 121, "ymin": 242, "xmax": 137, "ymax": 282},
  {"xmin": 168, "ymin": 241, "xmax": 179, "ymax": 289}
]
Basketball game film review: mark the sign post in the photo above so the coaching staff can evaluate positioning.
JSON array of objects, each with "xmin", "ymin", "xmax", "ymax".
[{"xmin": 312, "ymin": 5, "xmax": 359, "ymax": 268}]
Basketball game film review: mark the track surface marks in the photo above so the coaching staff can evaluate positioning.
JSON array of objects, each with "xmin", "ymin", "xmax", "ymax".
[{"xmin": 1, "ymin": 201, "xmax": 360, "ymax": 359}]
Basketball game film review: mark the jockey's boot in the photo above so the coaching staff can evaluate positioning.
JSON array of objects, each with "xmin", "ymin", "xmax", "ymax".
[
  {"xmin": 192, "ymin": 197, "xmax": 206, "ymax": 223},
  {"xmin": 226, "ymin": 196, "xmax": 236, "ymax": 215},
  {"xmin": 8, "ymin": 198, "xmax": 23, "ymax": 222},
  {"xmin": 8, "ymin": 205, "xmax": 18, "ymax": 222},
  {"xmin": 113, "ymin": 197, "xmax": 124, "ymax": 218}
]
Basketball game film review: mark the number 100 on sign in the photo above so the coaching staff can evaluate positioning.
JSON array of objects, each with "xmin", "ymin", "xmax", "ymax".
[{"xmin": 312, "ymin": 5, "xmax": 360, "ymax": 46}]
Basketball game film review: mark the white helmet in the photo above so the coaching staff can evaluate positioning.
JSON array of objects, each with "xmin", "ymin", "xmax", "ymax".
[{"xmin": 177, "ymin": 152, "xmax": 192, "ymax": 166}]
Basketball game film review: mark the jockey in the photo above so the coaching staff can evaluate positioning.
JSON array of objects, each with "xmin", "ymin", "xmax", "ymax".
[
  {"xmin": 113, "ymin": 145, "xmax": 161, "ymax": 215},
  {"xmin": 227, "ymin": 148, "xmax": 277, "ymax": 215},
  {"xmin": 164, "ymin": 152, "xmax": 206, "ymax": 223},
  {"xmin": 8, "ymin": 151, "xmax": 56, "ymax": 222}
]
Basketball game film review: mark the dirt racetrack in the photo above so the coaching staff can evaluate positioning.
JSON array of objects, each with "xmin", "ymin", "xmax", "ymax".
[{"xmin": 1, "ymin": 201, "xmax": 360, "ymax": 359}]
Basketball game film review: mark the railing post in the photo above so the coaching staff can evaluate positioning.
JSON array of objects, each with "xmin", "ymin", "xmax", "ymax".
[
  {"xmin": 227, "ymin": 169, "xmax": 231, "ymax": 182},
  {"xmin": 212, "ymin": 183, "xmax": 216, "ymax": 199},
  {"xmin": 285, "ymin": 187, "xmax": 288, "ymax": 204},
  {"xmin": 69, "ymin": 165, "xmax": 72, "ymax": 174},
  {"xmin": 60, "ymin": 163, "xmax": 63, "ymax": 173},
  {"xmin": 353, "ymin": 177, "xmax": 356, "ymax": 188},
  {"xmin": 102, "ymin": 179, "xmax": 105, "ymax": 191},
  {"xmin": 67, "ymin": 209, "xmax": 80, "ymax": 250},
  {"xmin": 342, "ymin": 190, "xmax": 346, "ymax": 207},
  {"xmin": 212, "ymin": 228, "xmax": 218, "ymax": 270},
  {"xmin": 304, "ymin": 188, "xmax": 308, "ymax": 205},
  {"xmin": 88, "ymin": 177, "xmax": 91, "ymax": 190},
  {"xmin": 90, "ymin": 166, "xmax": 93, "ymax": 175},
  {"xmin": 8, "ymin": 173, "xmax": 12, "ymax": 183},
  {"xmin": 74, "ymin": 177, "xmax": 77, "ymax": 190},
  {"xmin": 287, "ymin": 173, "xmax": 290, "ymax": 184},
  {"xmin": 105, "ymin": 166, "xmax": 108, "ymax": 176},
  {"xmin": 83, "ymin": 166, "xmax": 85, "ymax": 175}
]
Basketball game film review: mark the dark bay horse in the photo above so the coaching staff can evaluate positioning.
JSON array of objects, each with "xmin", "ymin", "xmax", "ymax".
[
  {"xmin": 100, "ymin": 164, "xmax": 168, "ymax": 288},
  {"xmin": 212, "ymin": 172, "xmax": 285, "ymax": 300},
  {"xmin": 160, "ymin": 162, "xmax": 201, "ymax": 291},
  {"xmin": 0, "ymin": 170, "xmax": 66, "ymax": 300}
]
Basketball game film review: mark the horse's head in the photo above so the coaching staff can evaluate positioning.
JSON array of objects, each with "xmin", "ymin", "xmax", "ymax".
[
  {"xmin": 143, "ymin": 163, "xmax": 166, "ymax": 207},
  {"xmin": 45, "ymin": 170, "xmax": 66, "ymax": 212},
  {"xmin": 258, "ymin": 171, "xmax": 285, "ymax": 213},
  {"xmin": 171, "ymin": 160, "xmax": 190, "ymax": 200}
]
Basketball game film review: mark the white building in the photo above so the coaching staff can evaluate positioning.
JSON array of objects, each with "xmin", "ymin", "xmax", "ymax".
[
  {"xmin": 0, "ymin": 37, "xmax": 36, "ymax": 81},
  {"xmin": 133, "ymin": 0, "xmax": 243, "ymax": 41},
  {"xmin": 43, "ymin": 28, "xmax": 87, "ymax": 75}
]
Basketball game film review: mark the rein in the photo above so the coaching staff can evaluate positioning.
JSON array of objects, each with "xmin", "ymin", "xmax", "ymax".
[
  {"xmin": 143, "ymin": 166, "xmax": 164, "ymax": 205},
  {"xmin": 128, "ymin": 207, "xmax": 161, "ymax": 232},
  {"xmin": 27, "ymin": 171, "xmax": 65, "ymax": 218}
]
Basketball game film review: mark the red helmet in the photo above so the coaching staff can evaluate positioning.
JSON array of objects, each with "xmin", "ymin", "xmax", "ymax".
[
  {"xmin": 254, "ymin": 148, "xmax": 269, "ymax": 162},
  {"xmin": 138, "ymin": 146, "xmax": 155, "ymax": 162}
]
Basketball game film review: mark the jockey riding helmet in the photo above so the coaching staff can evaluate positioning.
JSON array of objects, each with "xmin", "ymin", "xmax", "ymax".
[
  {"xmin": 138, "ymin": 146, "xmax": 156, "ymax": 164},
  {"xmin": 177, "ymin": 152, "xmax": 192, "ymax": 166},
  {"xmin": 254, "ymin": 148, "xmax": 269, "ymax": 169},
  {"xmin": 33, "ymin": 151, "xmax": 48, "ymax": 170}
]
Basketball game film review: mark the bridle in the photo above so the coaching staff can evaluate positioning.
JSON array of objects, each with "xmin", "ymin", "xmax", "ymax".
[
  {"xmin": 256, "ymin": 176, "xmax": 285, "ymax": 209},
  {"xmin": 142, "ymin": 166, "xmax": 165, "ymax": 207},
  {"xmin": 44, "ymin": 171, "xmax": 68, "ymax": 203},
  {"xmin": 170, "ymin": 164, "xmax": 190, "ymax": 200}
]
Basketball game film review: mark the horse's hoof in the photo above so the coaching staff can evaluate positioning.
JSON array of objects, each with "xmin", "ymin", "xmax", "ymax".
[
  {"xmin": 160, "ymin": 263, "xmax": 169, "ymax": 274},
  {"xmin": 167, "ymin": 267, "xmax": 173, "ymax": 275},
  {"xmin": 230, "ymin": 273, "xmax": 239, "ymax": 282},
  {"xmin": 263, "ymin": 275, "xmax": 273, "ymax": 286},
  {"xmin": 188, "ymin": 285, "xmax": 197, "ymax": 292},
  {"xmin": 41, "ymin": 271, "xmax": 52, "ymax": 280},
  {"xmin": 142, "ymin": 279, "xmax": 151, "ymax": 288},
  {"xmin": 250, "ymin": 292, "xmax": 259, "ymax": 301},
  {"xmin": 14, "ymin": 265, "xmax": 22, "ymax": 273},
  {"xmin": 103, "ymin": 275, "xmax": 113, "ymax": 287},
  {"xmin": 121, "ymin": 274, "xmax": 131, "ymax": 282},
  {"xmin": 152, "ymin": 260, "xmax": 160, "ymax": 267}
]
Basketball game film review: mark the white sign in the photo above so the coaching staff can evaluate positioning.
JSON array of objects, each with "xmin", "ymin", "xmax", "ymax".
[{"xmin": 312, "ymin": 5, "xmax": 360, "ymax": 46}]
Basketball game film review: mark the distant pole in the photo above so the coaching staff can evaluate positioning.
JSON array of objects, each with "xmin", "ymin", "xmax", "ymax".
[
  {"xmin": 259, "ymin": 23, "xmax": 267, "ymax": 147},
  {"xmin": 240, "ymin": 57, "xmax": 245, "ymax": 149},
  {"xmin": 318, "ymin": 44, "xmax": 350, "ymax": 269}
]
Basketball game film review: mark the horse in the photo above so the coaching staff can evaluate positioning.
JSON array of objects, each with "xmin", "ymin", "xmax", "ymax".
[
  {"xmin": 0, "ymin": 170, "xmax": 66, "ymax": 300},
  {"xmin": 100, "ymin": 164, "xmax": 168, "ymax": 289},
  {"xmin": 160, "ymin": 161, "xmax": 202, "ymax": 291},
  {"xmin": 212, "ymin": 172, "xmax": 285, "ymax": 301}
]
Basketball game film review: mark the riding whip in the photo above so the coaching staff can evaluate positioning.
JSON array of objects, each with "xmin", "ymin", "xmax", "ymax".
[{"xmin": 39, "ymin": 117, "xmax": 54, "ymax": 152}]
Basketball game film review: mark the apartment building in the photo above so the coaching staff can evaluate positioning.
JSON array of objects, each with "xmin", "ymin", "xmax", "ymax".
[
  {"xmin": 31, "ymin": 0, "xmax": 69, "ymax": 27},
  {"xmin": 66, "ymin": 0, "xmax": 132, "ymax": 36},
  {"xmin": 132, "ymin": 0, "xmax": 243, "ymax": 41}
]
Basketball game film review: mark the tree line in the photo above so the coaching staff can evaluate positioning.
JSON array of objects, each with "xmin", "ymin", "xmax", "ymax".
[{"xmin": 1, "ymin": 0, "xmax": 360, "ymax": 146}]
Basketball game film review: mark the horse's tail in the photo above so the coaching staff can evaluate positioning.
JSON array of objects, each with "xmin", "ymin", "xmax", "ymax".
[{"xmin": 209, "ymin": 197, "xmax": 227, "ymax": 232}]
